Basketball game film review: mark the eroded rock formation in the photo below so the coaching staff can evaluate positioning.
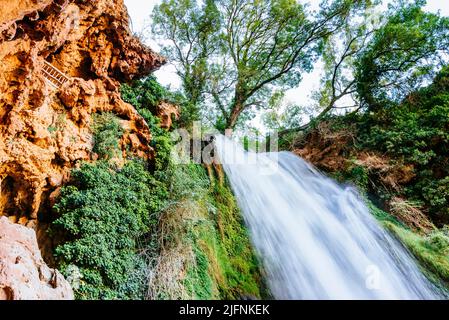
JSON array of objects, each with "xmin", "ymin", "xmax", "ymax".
[
  {"xmin": 157, "ymin": 101, "xmax": 179, "ymax": 130},
  {"xmin": 0, "ymin": 0, "xmax": 165, "ymax": 226},
  {"xmin": 0, "ymin": 216, "xmax": 73, "ymax": 300}
]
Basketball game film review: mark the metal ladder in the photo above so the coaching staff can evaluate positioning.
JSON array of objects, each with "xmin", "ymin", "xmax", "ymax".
[{"xmin": 41, "ymin": 60, "xmax": 70, "ymax": 89}]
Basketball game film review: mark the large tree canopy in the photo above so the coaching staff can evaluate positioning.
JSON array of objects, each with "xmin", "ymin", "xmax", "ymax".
[
  {"xmin": 152, "ymin": 0, "xmax": 449, "ymax": 132},
  {"xmin": 152, "ymin": 0, "xmax": 221, "ymax": 120},
  {"xmin": 355, "ymin": 0, "xmax": 449, "ymax": 111},
  {"xmin": 152, "ymin": 0, "xmax": 372, "ymax": 130}
]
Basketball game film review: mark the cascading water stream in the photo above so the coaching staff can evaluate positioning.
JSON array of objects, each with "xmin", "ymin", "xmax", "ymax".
[{"xmin": 214, "ymin": 135, "xmax": 443, "ymax": 300}]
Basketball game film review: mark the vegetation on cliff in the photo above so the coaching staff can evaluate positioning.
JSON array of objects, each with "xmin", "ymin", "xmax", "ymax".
[
  {"xmin": 147, "ymin": 162, "xmax": 266, "ymax": 300},
  {"xmin": 289, "ymin": 47, "xmax": 449, "ymax": 290},
  {"xmin": 51, "ymin": 77, "xmax": 265, "ymax": 300}
]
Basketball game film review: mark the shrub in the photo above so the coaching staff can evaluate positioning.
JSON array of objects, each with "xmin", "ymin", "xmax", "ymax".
[
  {"xmin": 120, "ymin": 77, "xmax": 174, "ymax": 171},
  {"xmin": 92, "ymin": 113, "xmax": 123, "ymax": 160},
  {"xmin": 354, "ymin": 66, "xmax": 449, "ymax": 222},
  {"xmin": 121, "ymin": 76, "xmax": 167, "ymax": 137},
  {"xmin": 52, "ymin": 160, "xmax": 168, "ymax": 300}
]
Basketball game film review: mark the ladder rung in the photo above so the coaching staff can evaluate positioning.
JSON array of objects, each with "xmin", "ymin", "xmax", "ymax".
[{"xmin": 41, "ymin": 60, "xmax": 70, "ymax": 89}]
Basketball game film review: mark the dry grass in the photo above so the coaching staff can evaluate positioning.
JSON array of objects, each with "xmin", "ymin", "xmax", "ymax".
[
  {"xmin": 145, "ymin": 200, "xmax": 198, "ymax": 300},
  {"xmin": 388, "ymin": 197, "xmax": 435, "ymax": 234}
]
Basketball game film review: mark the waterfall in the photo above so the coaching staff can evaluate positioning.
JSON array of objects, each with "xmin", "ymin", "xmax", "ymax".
[{"xmin": 214, "ymin": 135, "xmax": 442, "ymax": 300}]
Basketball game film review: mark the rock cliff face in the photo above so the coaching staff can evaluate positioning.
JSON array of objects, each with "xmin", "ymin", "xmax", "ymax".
[
  {"xmin": 0, "ymin": 216, "xmax": 73, "ymax": 299},
  {"xmin": 0, "ymin": 0, "xmax": 165, "ymax": 227}
]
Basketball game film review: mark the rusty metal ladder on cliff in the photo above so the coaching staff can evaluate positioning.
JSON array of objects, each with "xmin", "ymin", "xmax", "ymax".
[{"xmin": 41, "ymin": 61, "xmax": 70, "ymax": 89}]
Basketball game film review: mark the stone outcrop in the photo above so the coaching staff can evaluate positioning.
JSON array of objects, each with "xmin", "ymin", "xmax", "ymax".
[
  {"xmin": 0, "ymin": 216, "xmax": 73, "ymax": 300},
  {"xmin": 0, "ymin": 0, "xmax": 165, "ymax": 226},
  {"xmin": 157, "ymin": 101, "xmax": 179, "ymax": 130}
]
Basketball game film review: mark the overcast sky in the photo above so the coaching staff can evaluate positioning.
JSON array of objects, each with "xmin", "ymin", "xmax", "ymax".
[{"xmin": 124, "ymin": 0, "xmax": 449, "ymax": 129}]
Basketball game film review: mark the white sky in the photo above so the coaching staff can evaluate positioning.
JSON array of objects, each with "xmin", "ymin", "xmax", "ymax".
[{"xmin": 124, "ymin": 0, "xmax": 449, "ymax": 129}]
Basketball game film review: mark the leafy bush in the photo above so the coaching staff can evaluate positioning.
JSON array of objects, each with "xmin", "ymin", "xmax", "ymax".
[
  {"xmin": 355, "ymin": 66, "xmax": 449, "ymax": 222},
  {"xmin": 121, "ymin": 76, "xmax": 167, "ymax": 136},
  {"xmin": 337, "ymin": 164, "xmax": 369, "ymax": 192},
  {"xmin": 92, "ymin": 113, "xmax": 123, "ymax": 159},
  {"xmin": 52, "ymin": 160, "xmax": 168, "ymax": 300},
  {"xmin": 121, "ymin": 76, "xmax": 166, "ymax": 112},
  {"xmin": 121, "ymin": 75, "xmax": 199, "ymax": 130},
  {"xmin": 120, "ymin": 77, "xmax": 174, "ymax": 171}
]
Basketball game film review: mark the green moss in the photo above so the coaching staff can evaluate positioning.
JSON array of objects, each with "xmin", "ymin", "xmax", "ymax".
[
  {"xmin": 208, "ymin": 184, "xmax": 266, "ymax": 299},
  {"xmin": 180, "ymin": 180, "xmax": 265, "ymax": 299},
  {"xmin": 153, "ymin": 162, "xmax": 266, "ymax": 300},
  {"xmin": 384, "ymin": 223, "xmax": 449, "ymax": 290},
  {"xmin": 185, "ymin": 242, "xmax": 216, "ymax": 299},
  {"xmin": 366, "ymin": 199, "xmax": 449, "ymax": 291}
]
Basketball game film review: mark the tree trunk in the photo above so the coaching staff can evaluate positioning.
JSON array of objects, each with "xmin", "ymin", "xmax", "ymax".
[
  {"xmin": 226, "ymin": 106, "xmax": 242, "ymax": 129},
  {"xmin": 226, "ymin": 93, "xmax": 246, "ymax": 129}
]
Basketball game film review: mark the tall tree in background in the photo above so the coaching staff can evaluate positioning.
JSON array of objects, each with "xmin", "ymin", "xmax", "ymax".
[
  {"xmin": 153, "ymin": 0, "xmax": 371, "ymax": 130},
  {"xmin": 152, "ymin": 0, "xmax": 221, "ymax": 123},
  {"xmin": 279, "ymin": 0, "xmax": 449, "ymax": 134},
  {"xmin": 153, "ymin": 0, "xmax": 449, "ymax": 132},
  {"xmin": 355, "ymin": 0, "xmax": 449, "ymax": 111}
]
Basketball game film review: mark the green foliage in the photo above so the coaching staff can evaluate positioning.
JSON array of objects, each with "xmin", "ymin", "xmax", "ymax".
[
  {"xmin": 121, "ymin": 76, "xmax": 167, "ymax": 135},
  {"xmin": 385, "ymin": 222, "xmax": 449, "ymax": 287},
  {"xmin": 92, "ymin": 113, "xmax": 123, "ymax": 159},
  {"xmin": 152, "ymin": 0, "xmax": 220, "ymax": 127},
  {"xmin": 355, "ymin": 1, "xmax": 449, "ymax": 110},
  {"xmin": 181, "ymin": 181, "xmax": 266, "ymax": 299},
  {"xmin": 52, "ymin": 160, "xmax": 168, "ymax": 300},
  {"xmin": 366, "ymin": 199, "xmax": 449, "ymax": 290},
  {"xmin": 340, "ymin": 164, "xmax": 370, "ymax": 191},
  {"xmin": 273, "ymin": 1, "xmax": 449, "ymax": 130},
  {"xmin": 153, "ymin": 0, "xmax": 370, "ymax": 129},
  {"xmin": 185, "ymin": 243, "xmax": 215, "ymax": 299},
  {"xmin": 358, "ymin": 66, "xmax": 449, "ymax": 220},
  {"xmin": 121, "ymin": 76, "xmax": 166, "ymax": 111},
  {"xmin": 120, "ymin": 77, "xmax": 174, "ymax": 170},
  {"xmin": 262, "ymin": 91, "xmax": 306, "ymax": 132},
  {"xmin": 150, "ymin": 161, "xmax": 266, "ymax": 300},
  {"xmin": 208, "ymin": 184, "xmax": 266, "ymax": 298},
  {"xmin": 53, "ymin": 70, "xmax": 264, "ymax": 301}
]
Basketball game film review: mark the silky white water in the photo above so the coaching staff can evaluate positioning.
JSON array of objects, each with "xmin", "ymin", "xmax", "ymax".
[{"xmin": 214, "ymin": 135, "xmax": 443, "ymax": 300}]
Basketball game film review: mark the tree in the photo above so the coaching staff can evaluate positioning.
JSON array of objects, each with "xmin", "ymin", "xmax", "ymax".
[
  {"xmin": 313, "ymin": 2, "xmax": 379, "ymax": 120},
  {"xmin": 355, "ymin": 0, "xmax": 449, "ymax": 111},
  {"xmin": 152, "ymin": 0, "xmax": 221, "ymax": 118},
  {"xmin": 281, "ymin": 0, "xmax": 449, "ymax": 135},
  {"xmin": 262, "ymin": 91, "xmax": 305, "ymax": 132},
  {"xmin": 153, "ymin": 0, "xmax": 371, "ymax": 130}
]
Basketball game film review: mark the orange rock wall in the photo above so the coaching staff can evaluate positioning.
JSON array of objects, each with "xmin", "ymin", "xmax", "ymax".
[{"xmin": 0, "ymin": 0, "xmax": 165, "ymax": 225}]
